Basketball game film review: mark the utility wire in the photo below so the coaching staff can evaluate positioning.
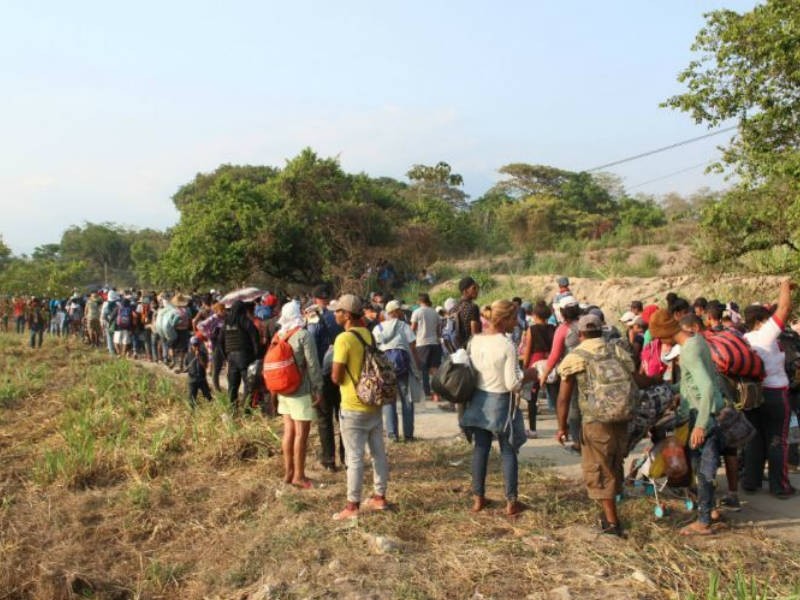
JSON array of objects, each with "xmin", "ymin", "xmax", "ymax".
[
  {"xmin": 627, "ymin": 161, "xmax": 711, "ymax": 190},
  {"xmin": 585, "ymin": 125, "xmax": 737, "ymax": 172}
]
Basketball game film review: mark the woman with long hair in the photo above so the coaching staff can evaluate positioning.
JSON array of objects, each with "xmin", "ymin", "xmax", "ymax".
[{"xmin": 462, "ymin": 299, "xmax": 537, "ymax": 516}]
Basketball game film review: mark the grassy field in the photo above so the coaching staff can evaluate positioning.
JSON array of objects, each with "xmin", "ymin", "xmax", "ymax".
[{"xmin": 1, "ymin": 332, "xmax": 799, "ymax": 599}]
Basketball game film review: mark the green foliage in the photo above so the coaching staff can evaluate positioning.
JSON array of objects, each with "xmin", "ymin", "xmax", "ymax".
[
  {"xmin": 0, "ymin": 255, "xmax": 91, "ymax": 297},
  {"xmin": 664, "ymin": 0, "xmax": 800, "ymax": 182},
  {"xmin": 406, "ymin": 161, "xmax": 468, "ymax": 209},
  {"xmin": 695, "ymin": 179, "xmax": 800, "ymax": 272}
]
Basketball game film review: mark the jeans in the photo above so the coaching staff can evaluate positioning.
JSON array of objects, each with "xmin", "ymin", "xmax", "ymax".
[
  {"xmin": 545, "ymin": 382, "xmax": 559, "ymax": 412},
  {"xmin": 382, "ymin": 375, "xmax": 414, "ymax": 440},
  {"xmin": 341, "ymin": 409, "xmax": 389, "ymax": 503},
  {"xmin": 29, "ymin": 326, "xmax": 43, "ymax": 348},
  {"xmin": 15, "ymin": 316, "xmax": 25, "ymax": 334},
  {"xmin": 212, "ymin": 345, "xmax": 225, "ymax": 391},
  {"xmin": 316, "ymin": 376, "xmax": 344, "ymax": 467},
  {"xmin": 105, "ymin": 329, "xmax": 115, "ymax": 355},
  {"xmin": 690, "ymin": 419, "xmax": 722, "ymax": 526},
  {"xmin": 742, "ymin": 387, "xmax": 792, "ymax": 494},
  {"xmin": 528, "ymin": 382, "xmax": 539, "ymax": 431},
  {"xmin": 471, "ymin": 427, "xmax": 519, "ymax": 500}
]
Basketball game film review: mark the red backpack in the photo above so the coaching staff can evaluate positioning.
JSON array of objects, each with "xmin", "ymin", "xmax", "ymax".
[
  {"xmin": 640, "ymin": 339, "xmax": 667, "ymax": 378},
  {"xmin": 262, "ymin": 327, "xmax": 302, "ymax": 395},
  {"xmin": 701, "ymin": 330, "xmax": 765, "ymax": 381}
]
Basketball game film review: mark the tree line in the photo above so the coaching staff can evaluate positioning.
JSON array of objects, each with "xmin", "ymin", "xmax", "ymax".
[{"xmin": 2, "ymin": 150, "xmax": 713, "ymax": 296}]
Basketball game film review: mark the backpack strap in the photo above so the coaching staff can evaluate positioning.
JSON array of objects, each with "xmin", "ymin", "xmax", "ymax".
[{"xmin": 344, "ymin": 329, "xmax": 373, "ymax": 386}]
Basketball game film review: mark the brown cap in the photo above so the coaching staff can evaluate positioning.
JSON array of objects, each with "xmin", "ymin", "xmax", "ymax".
[
  {"xmin": 648, "ymin": 309, "xmax": 681, "ymax": 340},
  {"xmin": 337, "ymin": 294, "xmax": 363, "ymax": 315}
]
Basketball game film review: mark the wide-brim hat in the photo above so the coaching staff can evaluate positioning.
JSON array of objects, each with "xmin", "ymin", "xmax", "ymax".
[{"xmin": 171, "ymin": 293, "xmax": 191, "ymax": 307}]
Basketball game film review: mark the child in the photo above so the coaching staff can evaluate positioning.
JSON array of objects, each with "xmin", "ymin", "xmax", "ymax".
[{"xmin": 187, "ymin": 335, "xmax": 212, "ymax": 407}]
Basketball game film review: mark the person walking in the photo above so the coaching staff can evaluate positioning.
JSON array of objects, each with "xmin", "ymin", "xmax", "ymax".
[
  {"xmin": 331, "ymin": 294, "xmax": 390, "ymax": 520},
  {"xmin": 463, "ymin": 299, "xmax": 537, "ymax": 516},
  {"xmin": 374, "ymin": 299, "xmax": 421, "ymax": 442},
  {"xmin": 221, "ymin": 300, "xmax": 261, "ymax": 414},
  {"xmin": 742, "ymin": 279, "xmax": 796, "ymax": 499}
]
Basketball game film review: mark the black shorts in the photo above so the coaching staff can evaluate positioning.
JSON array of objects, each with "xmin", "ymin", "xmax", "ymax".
[
  {"xmin": 171, "ymin": 329, "xmax": 191, "ymax": 351},
  {"xmin": 417, "ymin": 344, "xmax": 442, "ymax": 369}
]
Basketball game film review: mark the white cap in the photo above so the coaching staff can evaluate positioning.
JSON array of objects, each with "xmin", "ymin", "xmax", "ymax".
[
  {"xmin": 385, "ymin": 300, "xmax": 402, "ymax": 314},
  {"xmin": 619, "ymin": 311, "xmax": 636, "ymax": 325},
  {"xmin": 557, "ymin": 295, "xmax": 578, "ymax": 309}
]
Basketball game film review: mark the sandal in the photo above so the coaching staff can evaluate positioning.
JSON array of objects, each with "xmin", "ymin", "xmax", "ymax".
[
  {"xmin": 679, "ymin": 522, "xmax": 713, "ymax": 536},
  {"xmin": 292, "ymin": 479, "xmax": 315, "ymax": 490}
]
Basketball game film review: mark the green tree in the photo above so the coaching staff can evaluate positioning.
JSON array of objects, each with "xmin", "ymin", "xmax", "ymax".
[
  {"xmin": 696, "ymin": 179, "xmax": 800, "ymax": 265},
  {"xmin": 160, "ymin": 169, "xmax": 273, "ymax": 287},
  {"xmin": 664, "ymin": 0, "xmax": 800, "ymax": 182},
  {"xmin": 0, "ymin": 235, "xmax": 11, "ymax": 270},
  {"xmin": 60, "ymin": 222, "xmax": 132, "ymax": 284},
  {"xmin": 406, "ymin": 161, "xmax": 469, "ymax": 209}
]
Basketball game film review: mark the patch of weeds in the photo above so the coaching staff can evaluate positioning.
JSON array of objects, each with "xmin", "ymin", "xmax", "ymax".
[
  {"xmin": 145, "ymin": 559, "xmax": 187, "ymax": 590},
  {"xmin": 0, "ymin": 380, "xmax": 25, "ymax": 407},
  {"xmin": 393, "ymin": 581, "xmax": 431, "ymax": 600},
  {"xmin": 280, "ymin": 494, "xmax": 310, "ymax": 514},
  {"xmin": 128, "ymin": 483, "xmax": 151, "ymax": 510}
]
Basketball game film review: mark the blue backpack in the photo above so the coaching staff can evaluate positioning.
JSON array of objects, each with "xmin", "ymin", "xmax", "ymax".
[{"xmin": 378, "ymin": 322, "xmax": 411, "ymax": 377}]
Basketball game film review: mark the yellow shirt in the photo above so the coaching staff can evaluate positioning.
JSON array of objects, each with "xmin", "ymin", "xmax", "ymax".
[{"xmin": 333, "ymin": 326, "xmax": 379, "ymax": 413}]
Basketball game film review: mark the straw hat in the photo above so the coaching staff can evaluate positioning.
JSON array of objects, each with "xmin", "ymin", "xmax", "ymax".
[{"xmin": 171, "ymin": 293, "xmax": 191, "ymax": 307}]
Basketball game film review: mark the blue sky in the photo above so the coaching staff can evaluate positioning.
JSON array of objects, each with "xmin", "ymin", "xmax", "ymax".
[{"xmin": 0, "ymin": 1, "xmax": 756, "ymax": 255}]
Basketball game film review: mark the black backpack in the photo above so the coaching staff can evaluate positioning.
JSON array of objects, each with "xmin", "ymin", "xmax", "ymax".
[{"xmin": 431, "ymin": 354, "xmax": 476, "ymax": 403}]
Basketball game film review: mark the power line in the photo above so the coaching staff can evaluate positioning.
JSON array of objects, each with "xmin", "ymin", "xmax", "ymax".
[
  {"xmin": 627, "ymin": 161, "xmax": 711, "ymax": 190},
  {"xmin": 585, "ymin": 125, "xmax": 737, "ymax": 172}
]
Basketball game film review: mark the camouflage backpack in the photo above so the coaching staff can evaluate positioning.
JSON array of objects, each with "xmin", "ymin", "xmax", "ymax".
[{"xmin": 573, "ymin": 346, "xmax": 638, "ymax": 423}]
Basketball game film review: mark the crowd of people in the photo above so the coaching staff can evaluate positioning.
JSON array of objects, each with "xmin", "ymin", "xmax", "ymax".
[{"xmin": 1, "ymin": 275, "xmax": 798, "ymax": 532}]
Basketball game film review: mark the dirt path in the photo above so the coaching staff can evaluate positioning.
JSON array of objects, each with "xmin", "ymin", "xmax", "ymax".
[{"xmin": 412, "ymin": 399, "xmax": 800, "ymax": 544}]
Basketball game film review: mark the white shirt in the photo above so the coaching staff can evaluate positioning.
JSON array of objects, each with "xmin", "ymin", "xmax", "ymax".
[
  {"xmin": 468, "ymin": 333, "xmax": 523, "ymax": 393},
  {"xmin": 744, "ymin": 316, "xmax": 789, "ymax": 389},
  {"xmin": 410, "ymin": 305, "xmax": 440, "ymax": 347},
  {"xmin": 372, "ymin": 318, "xmax": 415, "ymax": 352}
]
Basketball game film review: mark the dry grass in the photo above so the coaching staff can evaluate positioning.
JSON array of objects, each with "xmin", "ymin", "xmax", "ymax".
[{"xmin": 1, "ymin": 332, "xmax": 799, "ymax": 599}]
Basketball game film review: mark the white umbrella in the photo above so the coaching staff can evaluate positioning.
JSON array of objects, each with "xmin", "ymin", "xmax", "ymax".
[{"xmin": 220, "ymin": 287, "xmax": 264, "ymax": 307}]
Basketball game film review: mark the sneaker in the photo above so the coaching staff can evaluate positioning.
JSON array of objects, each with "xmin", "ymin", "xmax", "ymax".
[
  {"xmin": 363, "ymin": 495, "xmax": 389, "ymax": 511},
  {"xmin": 719, "ymin": 495, "xmax": 741, "ymax": 511},
  {"xmin": 332, "ymin": 506, "xmax": 360, "ymax": 521},
  {"xmin": 525, "ymin": 429, "xmax": 538, "ymax": 439}
]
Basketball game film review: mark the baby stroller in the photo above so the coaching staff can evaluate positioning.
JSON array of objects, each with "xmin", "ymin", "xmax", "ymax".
[{"xmin": 626, "ymin": 384, "xmax": 695, "ymax": 518}]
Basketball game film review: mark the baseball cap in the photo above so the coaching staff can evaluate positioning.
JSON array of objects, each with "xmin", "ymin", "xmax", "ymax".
[
  {"xmin": 385, "ymin": 300, "xmax": 402, "ymax": 314},
  {"xmin": 557, "ymin": 295, "xmax": 578, "ymax": 309},
  {"xmin": 556, "ymin": 276, "xmax": 570, "ymax": 287},
  {"xmin": 578, "ymin": 314, "xmax": 602, "ymax": 332},
  {"xmin": 619, "ymin": 311, "xmax": 636, "ymax": 325},
  {"xmin": 337, "ymin": 294, "xmax": 363, "ymax": 315}
]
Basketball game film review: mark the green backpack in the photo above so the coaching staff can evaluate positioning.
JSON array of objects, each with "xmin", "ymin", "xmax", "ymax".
[{"xmin": 573, "ymin": 346, "xmax": 637, "ymax": 423}]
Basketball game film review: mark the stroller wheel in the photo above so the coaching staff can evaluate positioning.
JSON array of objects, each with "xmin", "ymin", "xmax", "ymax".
[
  {"xmin": 685, "ymin": 499, "xmax": 695, "ymax": 511},
  {"xmin": 654, "ymin": 504, "xmax": 666, "ymax": 519}
]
